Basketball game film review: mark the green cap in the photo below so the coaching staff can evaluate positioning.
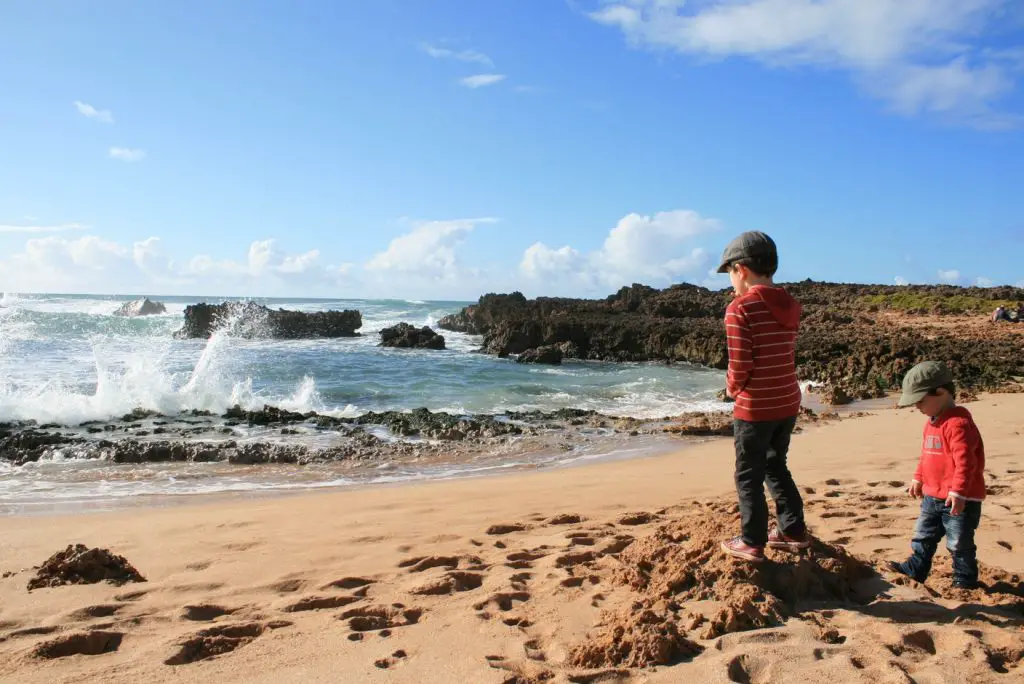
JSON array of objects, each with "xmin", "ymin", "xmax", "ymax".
[
  {"xmin": 898, "ymin": 361, "xmax": 953, "ymax": 407},
  {"xmin": 716, "ymin": 231, "xmax": 778, "ymax": 274}
]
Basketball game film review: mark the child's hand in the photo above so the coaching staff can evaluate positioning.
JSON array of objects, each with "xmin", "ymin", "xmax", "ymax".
[
  {"xmin": 945, "ymin": 494, "xmax": 966, "ymax": 516},
  {"xmin": 908, "ymin": 481, "xmax": 923, "ymax": 498}
]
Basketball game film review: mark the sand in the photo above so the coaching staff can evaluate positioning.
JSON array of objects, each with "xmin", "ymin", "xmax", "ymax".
[{"xmin": 1, "ymin": 396, "xmax": 1022, "ymax": 683}]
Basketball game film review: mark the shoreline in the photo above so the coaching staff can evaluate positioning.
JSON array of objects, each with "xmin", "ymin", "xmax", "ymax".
[
  {"xmin": 2, "ymin": 393, "xmax": 1021, "ymax": 682},
  {"xmin": 0, "ymin": 392, "xmax": 893, "ymax": 518}
]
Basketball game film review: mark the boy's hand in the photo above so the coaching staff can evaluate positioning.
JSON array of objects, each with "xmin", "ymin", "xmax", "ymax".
[
  {"xmin": 945, "ymin": 494, "xmax": 966, "ymax": 516},
  {"xmin": 908, "ymin": 481, "xmax": 923, "ymax": 498}
]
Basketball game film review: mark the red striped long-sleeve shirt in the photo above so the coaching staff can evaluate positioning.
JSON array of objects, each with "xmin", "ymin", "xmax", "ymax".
[{"xmin": 725, "ymin": 285, "xmax": 803, "ymax": 422}]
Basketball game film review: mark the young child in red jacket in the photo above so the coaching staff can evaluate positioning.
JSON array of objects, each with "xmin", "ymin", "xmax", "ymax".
[{"xmin": 889, "ymin": 361, "xmax": 986, "ymax": 589}]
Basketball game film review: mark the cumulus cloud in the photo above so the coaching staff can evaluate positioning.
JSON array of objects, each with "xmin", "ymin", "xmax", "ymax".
[
  {"xmin": 894, "ymin": 276, "xmax": 909, "ymax": 286},
  {"xmin": 590, "ymin": 0, "xmax": 1021, "ymax": 127},
  {"xmin": 420, "ymin": 43, "xmax": 493, "ymax": 67},
  {"xmin": 366, "ymin": 218, "xmax": 496, "ymax": 280},
  {"xmin": 937, "ymin": 269, "xmax": 961, "ymax": 283},
  {"xmin": 975, "ymin": 276, "xmax": 994, "ymax": 287},
  {"xmin": 74, "ymin": 100, "xmax": 113, "ymax": 123},
  {"xmin": 521, "ymin": 209, "xmax": 721, "ymax": 291},
  {"xmin": 0, "ymin": 235, "xmax": 349, "ymax": 296},
  {"xmin": 109, "ymin": 147, "xmax": 146, "ymax": 162},
  {"xmin": 459, "ymin": 74, "xmax": 506, "ymax": 88}
]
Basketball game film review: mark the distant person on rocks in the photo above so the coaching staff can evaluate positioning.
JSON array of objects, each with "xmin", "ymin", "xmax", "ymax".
[
  {"xmin": 991, "ymin": 306, "xmax": 1009, "ymax": 323},
  {"xmin": 716, "ymin": 231, "xmax": 810, "ymax": 563},
  {"xmin": 888, "ymin": 361, "xmax": 986, "ymax": 589}
]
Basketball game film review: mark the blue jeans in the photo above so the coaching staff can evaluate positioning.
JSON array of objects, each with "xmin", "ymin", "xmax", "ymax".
[{"xmin": 898, "ymin": 495, "xmax": 981, "ymax": 586}]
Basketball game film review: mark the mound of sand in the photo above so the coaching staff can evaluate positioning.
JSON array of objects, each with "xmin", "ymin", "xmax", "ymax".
[
  {"xmin": 569, "ymin": 500, "xmax": 875, "ymax": 667},
  {"xmin": 27, "ymin": 544, "xmax": 146, "ymax": 591}
]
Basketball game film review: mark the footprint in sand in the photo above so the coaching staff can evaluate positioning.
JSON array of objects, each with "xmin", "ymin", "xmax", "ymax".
[
  {"xmin": 556, "ymin": 551, "xmax": 598, "ymax": 569},
  {"xmin": 165, "ymin": 621, "xmax": 290, "ymax": 665},
  {"xmin": 547, "ymin": 514, "xmax": 586, "ymax": 526},
  {"xmin": 523, "ymin": 638, "xmax": 546, "ymax": 662},
  {"xmin": 505, "ymin": 550, "xmax": 548, "ymax": 570},
  {"xmin": 474, "ymin": 592, "xmax": 530, "ymax": 619},
  {"xmin": 283, "ymin": 595, "xmax": 362, "ymax": 612},
  {"xmin": 886, "ymin": 629, "xmax": 937, "ymax": 659},
  {"xmin": 339, "ymin": 605, "xmax": 423, "ymax": 633},
  {"xmin": 33, "ymin": 631, "xmax": 123, "ymax": 660},
  {"xmin": 510, "ymin": 573, "xmax": 532, "ymax": 592},
  {"xmin": 181, "ymin": 604, "xmax": 238, "ymax": 621},
  {"xmin": 411, "ymin": 571, "xmax": 484, "ymax": 596},
  {"xmin": 374, "ymin": 649, "xmax": 409, "ymax": 669},
  {"xmin": 487, "ymin": 523, "xmax": 528, "ymax": 535},
  {"xmin": 322, "ymin": 576, "xmax": 375, "ymax": 591},
  {"xmin": 996, "ymin": 541, "xmax": 1014, "ymax": 551},
  {"xmin": 399, "ymin": 554, "xmax": 484, "ymax": 573}
]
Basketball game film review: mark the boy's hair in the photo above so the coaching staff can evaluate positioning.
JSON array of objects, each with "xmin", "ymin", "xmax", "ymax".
[
  {"xmin": 731, "ymin": 255, "xmax": 778, "ymax": 278},
  {"xmin": 927, "ymin": 382, "xmax": 957, "ymax": 399}
]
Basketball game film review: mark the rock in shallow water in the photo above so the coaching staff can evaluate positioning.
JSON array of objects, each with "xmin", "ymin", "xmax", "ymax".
[
  {"xmin": 174, "ymin": 301, "xmax": 362, "ymax": 339},
  {"xmin": 379, "ymin": 323, "xmax": 445, "ymax": 350},
  {"xmin": 113, "ymin": 298, "xmax": 166, "ymax": 317}
]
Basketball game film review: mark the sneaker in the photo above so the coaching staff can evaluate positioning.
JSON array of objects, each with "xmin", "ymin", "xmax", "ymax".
[
  {"xmin": 952, "ymin": 580, "xmax": 979, "ymax": 590},
  {"xmin": 767, "ymin": 525, "xmax": 811, "ymax": 550},
  {"xmin": 721, "ymin": 536, "xmax": 765, "ymax": 563},
  {"xmin": 887, "ymin": 560, "xmax": 921, "ymax": 582}
]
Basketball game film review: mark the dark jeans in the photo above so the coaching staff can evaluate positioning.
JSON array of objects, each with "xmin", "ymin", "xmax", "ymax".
[
  {"xmin": 898, "ymin": 495, "xmax": 981, "ymax": 586},
  {"xmin": 734, "ymin": 416, "xmax": 805, "ymax": 547}
]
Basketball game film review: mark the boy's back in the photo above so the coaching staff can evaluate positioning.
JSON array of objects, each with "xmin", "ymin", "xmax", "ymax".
[{"xmin": 725, "ymin": 284, "xmax": 802, "ymax": 422}]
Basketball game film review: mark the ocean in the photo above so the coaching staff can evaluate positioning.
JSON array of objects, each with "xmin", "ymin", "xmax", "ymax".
[{"xmin": 0, "ymin": 293, "xmax": 728, "ymax": 511}]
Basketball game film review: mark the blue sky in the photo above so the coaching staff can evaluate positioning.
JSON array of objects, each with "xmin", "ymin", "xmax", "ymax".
[{"xmin": 1, "ymin": 0, "xmax": 1023, "ymax": 299}]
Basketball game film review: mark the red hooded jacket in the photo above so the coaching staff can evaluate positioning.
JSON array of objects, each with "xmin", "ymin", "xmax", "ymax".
[
  {"xmin": 912, "ymin": 406, "xmax": 986, "ymax": 502},
  {"xmin": 725, "ymin": 285, "xmax": 803, "ymax": 422}
]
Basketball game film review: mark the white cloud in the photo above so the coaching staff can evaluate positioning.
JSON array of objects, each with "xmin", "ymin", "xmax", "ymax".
[
  {"xmin": 521, "ymin": 209, "xmax": 721, "ymax": 290},
  {"xmin": 0, "ymin": 222, "xmax": 87, "ymax": 234},
  {"xmin": 109, "ymin": 147, "xmax": 146, "ymax": 162},
  {"xmin": 459, "ymin": 74, "xmax": 506, "ymax": 88},
  {"xmin": 975, "ymin": 276, "xmax": 994, "ymax": 287},
  {"xmin": 74, "ymin": 100, "xmax": 113, "ymax": 124},
  {"xmin": 937, "ymin": 269, "xmax": 961, "ymax": 283},
  {"xmin": 590, "ymin": 0, "xmax": 1021, "ymax": 127},
  {"xmin": 420, "ymin": 43, "xmax": 493, "ymax": 67},
  {"xmin": 0, "ymin": 235, "xmax": 349, "ymax": 296},
  {"xmin": 366, "ymin": 218, "xmax": 496, "ymax": 280},
  {"xmin": 520, "ymin": 243, "xmax": 582, "ymax": 277},
  {"xmin": 894, "ymin": 276, "xmax": 909, "ymax": 285}
]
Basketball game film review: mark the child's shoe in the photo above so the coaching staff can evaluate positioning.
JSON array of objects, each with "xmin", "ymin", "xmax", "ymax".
[
  {"xmin": 721, "ymin": 536, "xmax": 765, "ymax": 563},
  {"xmin": 767, "ymin": 525, "xmax": 811, "ymax": 550}
]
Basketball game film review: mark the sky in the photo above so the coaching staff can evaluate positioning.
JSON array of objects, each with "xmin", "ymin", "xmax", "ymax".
[{"xmin": 1, "ymin": 0, "xmax": 1023, "ymax": 300}]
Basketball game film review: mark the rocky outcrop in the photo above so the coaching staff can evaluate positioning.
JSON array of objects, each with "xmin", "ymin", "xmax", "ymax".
[
  {"xmin": 516, "ymin": 345, "xmax": 563, "ymax": 365},
  {"xmin": 379, "ymin": 323, "xmax": 445, "ymax": 350},
  {"xmin": 439, "ymin": 282, "xmax": 1024, "ymax": 398},
  {"xmin": 174, "ymin": 301, "xmax": 361, "ymax": 339},
  {"xmin": 113, "ymin": 298, "xmax": 166, "ymax": 317}
]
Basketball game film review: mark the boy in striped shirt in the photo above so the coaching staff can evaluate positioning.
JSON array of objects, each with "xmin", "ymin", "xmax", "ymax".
[{"xmin": 716, "ymin": 231, "xmax": 810, "ymax": 563}]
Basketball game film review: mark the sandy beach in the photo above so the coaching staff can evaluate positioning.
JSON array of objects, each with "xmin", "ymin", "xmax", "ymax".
[{"xmin": 1, "ymin": 395, "xmax": 1022, "ymax": 684}]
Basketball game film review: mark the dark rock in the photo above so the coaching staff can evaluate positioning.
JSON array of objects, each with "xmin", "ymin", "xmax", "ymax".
[
  {"xmin": 516, "ymin": 346, "xmax": 563, "ymax": 365},
  {"xmin": 113, "ymin": 298, "xmax": 166, "ymax": 317},
  {"xmin": 174, "ymin": 301, "xmax": 361, "ymax": 339},
  {"xmin": 716, "ymin": 389, "xmax": 734, "ymax": 404},
  {"xmin": 439, "ymin": 282, "xmax": 1024, "ymax": 395},
  {"xmin": 27, "ymin": 544, "xmax": 146, "ymax": 590},
  {"xmin": 379, "ymin": 323, "xmax": 445, "ymax": 350},
  {"xmin": 818, "ymin": 384, "xmax": 854, "ymax": 406}
]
